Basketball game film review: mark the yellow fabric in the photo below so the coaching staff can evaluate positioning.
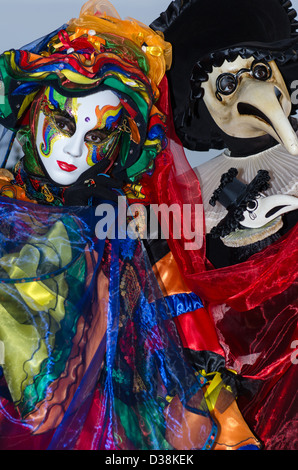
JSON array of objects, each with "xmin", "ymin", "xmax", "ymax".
[
  {"xmin": 0, "ymin": 303, "xmax": 48, "ymax": 404},
  {"xmin": 200, "ymin": 369, "xmax": 260, "ymax": 450},
  {"xmin": 200, "ymin": 369, "xmax": 236, "ymax": 412},
  {"xmin": 0, "ymin": 220, "xmax": 72, "ymax": 403}
]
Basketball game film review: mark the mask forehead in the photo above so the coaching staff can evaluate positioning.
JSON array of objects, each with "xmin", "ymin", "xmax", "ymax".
[
  {"xmin": 75, "ymin": 90, "xmax": 123, "ymax": 131},
  {"xmin": 43, "ymin": 87, "xmax": 79, "ymax": 120},
  {"xmin": 206, "ymin": 56, "xmax": 255, "ymax": 88},
  {"xmin": 42, "ymin": 87, "xmax": 122, "ymax": 129}
]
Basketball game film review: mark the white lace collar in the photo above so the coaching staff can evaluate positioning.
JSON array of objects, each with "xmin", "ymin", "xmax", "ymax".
[{"xmin": 194, "ymin": 143, "xmax": 298, "ymax": 233}]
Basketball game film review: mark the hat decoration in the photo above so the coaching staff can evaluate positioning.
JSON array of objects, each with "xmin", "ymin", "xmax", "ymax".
[{"xmin": 209, "ymin": 167, "xmax": 271, "ymax": 238}]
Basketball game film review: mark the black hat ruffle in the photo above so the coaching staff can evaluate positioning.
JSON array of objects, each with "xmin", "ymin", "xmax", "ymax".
[
  {"xmin": 208, "ymin": 167, "xmax": 271, "ymax": 238},
  {"xmin": 150, "ymin": 0, "xmax": 298, "ymax": 151}
]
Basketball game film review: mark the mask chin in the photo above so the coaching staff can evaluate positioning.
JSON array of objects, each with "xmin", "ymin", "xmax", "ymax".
[{"xmin": 202, "ymin": 57, "xmax": 298, "ymax": 156}]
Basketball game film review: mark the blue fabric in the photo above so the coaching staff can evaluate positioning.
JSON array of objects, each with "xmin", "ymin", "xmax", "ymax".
[
  {"xmin": 238, "ymin": 445, "xmax": 260, "ymax": 450},
  {"xmin": 0, "ymin": 197, "xmax": 218, "ymax": 450},
  {"xmin": 20, "ymin": 25, "xmax": 68, "ymax": 54}
]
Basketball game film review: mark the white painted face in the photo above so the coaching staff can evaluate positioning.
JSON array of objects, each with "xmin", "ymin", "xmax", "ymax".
[
  {"xmin": 201, "ymin": 56, "xmax": 298, "ymax": 155},
  {"xmin": 35, "ymin": 87, "xmax": 123, "ymax": 185}
]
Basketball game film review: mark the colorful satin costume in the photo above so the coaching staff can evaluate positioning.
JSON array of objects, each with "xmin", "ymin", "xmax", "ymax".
[{"xmin": 0, "ymin": 1, "xmax": 259, "ymax": 450}]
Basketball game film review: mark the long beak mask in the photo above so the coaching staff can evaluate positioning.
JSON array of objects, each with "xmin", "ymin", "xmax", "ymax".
[
  {"xmin": 241, "ymin": 193, "xmax": 298, "ymax": 229},
  {"xmin": 202, "ymin": 57, "xmax": 298, "ymax": 155}
]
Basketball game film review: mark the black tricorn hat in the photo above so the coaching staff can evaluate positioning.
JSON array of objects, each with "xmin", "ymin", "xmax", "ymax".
[
  {"xmin": 209, "ymin": 167, "xmax": 271, "ymax": 238},
  {"xmin": 150, "ymin": 0, "xmax": 298, "ymax": 151}
]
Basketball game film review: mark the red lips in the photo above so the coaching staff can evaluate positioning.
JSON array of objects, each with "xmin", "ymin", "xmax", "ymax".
[{"xmin": 57, "ymin": 161, "xmax": 77, "ymax": 172}]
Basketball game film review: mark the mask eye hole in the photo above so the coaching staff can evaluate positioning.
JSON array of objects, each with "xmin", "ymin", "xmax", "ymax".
[
  {"xmin": 53, "ymin": 114, "xmax": 76, "ymax": 136},
  {"xmin": 216, "ymin": 73, "xmax": 237, "ymax": 96},
  {"xmin": 85, "ymin": 128, "xmax": 109, "ymax": 144},
  {"xmin": 252, "ymin": 62, "xmax": 272, "ymax": 81},
  {"xmin": 246, "ymin": 199, "xmax": 258, "ymax": 212}
]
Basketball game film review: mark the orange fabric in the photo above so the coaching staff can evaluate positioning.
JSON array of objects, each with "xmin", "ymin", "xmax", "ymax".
[
  {"xmin": 212, "ymin": 397, "xmax": 260, "ymax": 450},
  {"xmin": 0, "ymin": 174, "xmax": 36, "ymax": 203},
  {"xmin": 152, "ymin": 250, "xmax": 191, "ymax": 296}
]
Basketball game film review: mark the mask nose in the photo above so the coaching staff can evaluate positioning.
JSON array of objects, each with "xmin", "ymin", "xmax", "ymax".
[
  {"xmin": 63, "ymin": 131, "xmax": 85, "ymax": 158},
  {"xmin": 236, "ymin": 78, "xmax": 298, "ymax": 155}
]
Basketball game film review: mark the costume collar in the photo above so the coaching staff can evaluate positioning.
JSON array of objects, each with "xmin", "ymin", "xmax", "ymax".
[
  {"xmin": 13, "ymin": 159, "xmax": 67, "ymax": 206},
  {"xmin": 194, "ymin": 141, "xmax": 298, "ymax": 233}
]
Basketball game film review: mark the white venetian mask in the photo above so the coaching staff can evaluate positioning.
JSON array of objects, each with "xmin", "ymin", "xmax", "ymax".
[{"xmin": 35, "ymin": 87, "xmax": 123, "ymax": 185}]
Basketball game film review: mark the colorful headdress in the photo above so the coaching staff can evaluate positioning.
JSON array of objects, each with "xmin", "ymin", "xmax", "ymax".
[{"xmin": 0, "ymin": 0, "xmax": 172, "ymax": 182}]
